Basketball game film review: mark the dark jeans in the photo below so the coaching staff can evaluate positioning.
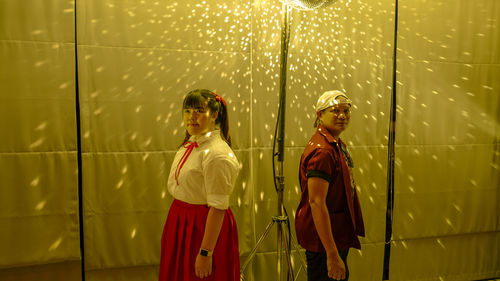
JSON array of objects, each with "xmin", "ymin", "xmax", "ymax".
[{"xmin": 305, "ymin": 249, "xmax": 350, "ymax": 281}]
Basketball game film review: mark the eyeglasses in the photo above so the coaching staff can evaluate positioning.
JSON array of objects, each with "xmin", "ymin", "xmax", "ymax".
[{"xmin": 328, "ymin": 108, "xmax": 351, "ymax": 116}]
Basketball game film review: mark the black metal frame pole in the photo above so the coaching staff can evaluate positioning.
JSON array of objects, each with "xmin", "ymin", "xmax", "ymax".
[
  {"xmin": 382, "ymin": 0, "xmax": 399, "ymax": 280},
  {"xmin": 74, "ymin": 0, "xmax": 86, "ymax": 280}
]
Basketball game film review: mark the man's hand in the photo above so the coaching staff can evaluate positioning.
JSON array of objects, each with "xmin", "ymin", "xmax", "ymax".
[
  {"xmin": 195, "ymin": 254, "xmax": 213, "ymax": 278},
  {"xmin": 327, "ymin": 253, "xmax": 346, "ymax": 280}
]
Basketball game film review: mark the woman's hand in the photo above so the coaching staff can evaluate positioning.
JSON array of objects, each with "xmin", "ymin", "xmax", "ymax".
[{"xmin": 195, "ymin": 254, "xmax": 213, "ymax": 278}]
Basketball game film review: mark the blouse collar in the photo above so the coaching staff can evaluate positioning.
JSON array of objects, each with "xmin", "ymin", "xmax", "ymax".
[{"xmin": 188, "ymin": 129, "xmax": 220, "ymax": 145}]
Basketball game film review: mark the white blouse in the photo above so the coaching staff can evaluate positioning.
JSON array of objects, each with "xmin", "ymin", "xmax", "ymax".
[{"xmin": 167, "ymin": 130, "xmax": 240, "ymax": 210}]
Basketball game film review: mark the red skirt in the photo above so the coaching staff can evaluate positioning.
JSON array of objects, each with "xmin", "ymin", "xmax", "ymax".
[{"xmin": 159, "ymin": 199, "xmax": 240, "ymax": 281}]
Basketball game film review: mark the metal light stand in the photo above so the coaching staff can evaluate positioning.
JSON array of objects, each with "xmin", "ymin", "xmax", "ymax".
[{"xmin": 240, "ymin": 3, "xmax": 306, "ymax": 281}]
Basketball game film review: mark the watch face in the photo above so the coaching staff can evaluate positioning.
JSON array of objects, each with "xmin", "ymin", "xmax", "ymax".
[{"xmin": 199, "ymin": 249, "xmax": 212, "ymax": 256}]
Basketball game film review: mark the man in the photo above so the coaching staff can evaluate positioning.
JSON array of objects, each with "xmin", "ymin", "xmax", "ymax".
[{"xmin": 295, "ymin": 90, "xmax": 365, "ymax": 281}]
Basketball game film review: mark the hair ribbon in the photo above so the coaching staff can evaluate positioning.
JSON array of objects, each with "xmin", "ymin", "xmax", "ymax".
[{"xmin": 213, "ymin": 92, "xmax": 227, "ymax": 107}]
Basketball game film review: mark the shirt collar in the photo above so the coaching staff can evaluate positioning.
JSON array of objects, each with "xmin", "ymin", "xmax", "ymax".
[
  {"xmin": 317, "ymin": 125, "xmax": 339, "ymax": 144},
  {"xmin": 188, "ymin": 129, "xmax": 220, "ymax": 145}
]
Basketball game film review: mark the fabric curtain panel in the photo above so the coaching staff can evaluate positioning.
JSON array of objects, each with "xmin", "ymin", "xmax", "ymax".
[{"xmin": 0, "ymin": 0, "xmax": 82, "ymax": 280}]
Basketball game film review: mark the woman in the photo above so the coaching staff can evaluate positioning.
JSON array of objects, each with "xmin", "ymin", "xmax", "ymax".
[{"xmin": 159, "ymin": 89, "xmax": 240, "ymax": 281}]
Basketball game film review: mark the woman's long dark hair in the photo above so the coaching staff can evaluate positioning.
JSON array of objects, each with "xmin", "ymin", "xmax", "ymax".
[{"xmin": 181, "ymin": 89, "xmax": 231, "ymax": 147}]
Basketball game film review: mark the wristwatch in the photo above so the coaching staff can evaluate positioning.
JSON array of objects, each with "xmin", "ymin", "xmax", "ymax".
[{"xmin": 199, "ymin": 248, "xmax": 213, "ymax": 257}]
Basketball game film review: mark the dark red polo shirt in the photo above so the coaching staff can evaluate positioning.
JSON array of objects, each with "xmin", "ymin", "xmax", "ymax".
[{"xmin": 295, "ymin": 125, "xmax": 365, "ymax": 252}]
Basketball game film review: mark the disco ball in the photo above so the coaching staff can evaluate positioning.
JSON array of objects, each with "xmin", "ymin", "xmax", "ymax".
[{"xmin": 281, "ymin": 0, "xmax": 339, "ymax": 10}]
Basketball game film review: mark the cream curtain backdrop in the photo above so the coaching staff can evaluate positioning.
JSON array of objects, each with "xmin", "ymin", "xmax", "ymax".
[
  {"xmin": 0, "ymin": 1, "xmax": 499, "ymax": 281},
  {"xmin": 0, "ymin": 0, "xmax": 82, "ymax": 280},
  {"xmin": 392, "ymin": 1, "xmax": 500, "ymax": 279}
]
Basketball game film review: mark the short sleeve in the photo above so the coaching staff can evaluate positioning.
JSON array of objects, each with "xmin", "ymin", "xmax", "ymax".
[
  {"xmin": 305, "ymin": 149, "xmax": 335, "ymax": 183},
  {"xmin": 203, "ymin": 153, "xmax": 240, "ymax": 210}
]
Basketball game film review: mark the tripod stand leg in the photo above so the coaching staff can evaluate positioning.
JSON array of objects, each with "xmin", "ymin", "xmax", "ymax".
[
  {"xmin": 240, "ymin": 219, "xmax": 276, "ymax": 277},
  {"xmin": 279, "ymin": 222, "xmax": 294, "ymax": 280},
  {"xmin": 290, "ymin": 229, "xmax": 308, "ymax": 279},
  {"xmin": 277, "ymin": 220, "xmax": 283, "ymax": 281}
]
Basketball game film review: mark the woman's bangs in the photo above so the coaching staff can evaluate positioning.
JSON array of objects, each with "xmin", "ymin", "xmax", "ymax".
[{"xmin": 183, "ymin": 93, "xmax": 206, "ymax": 109}]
